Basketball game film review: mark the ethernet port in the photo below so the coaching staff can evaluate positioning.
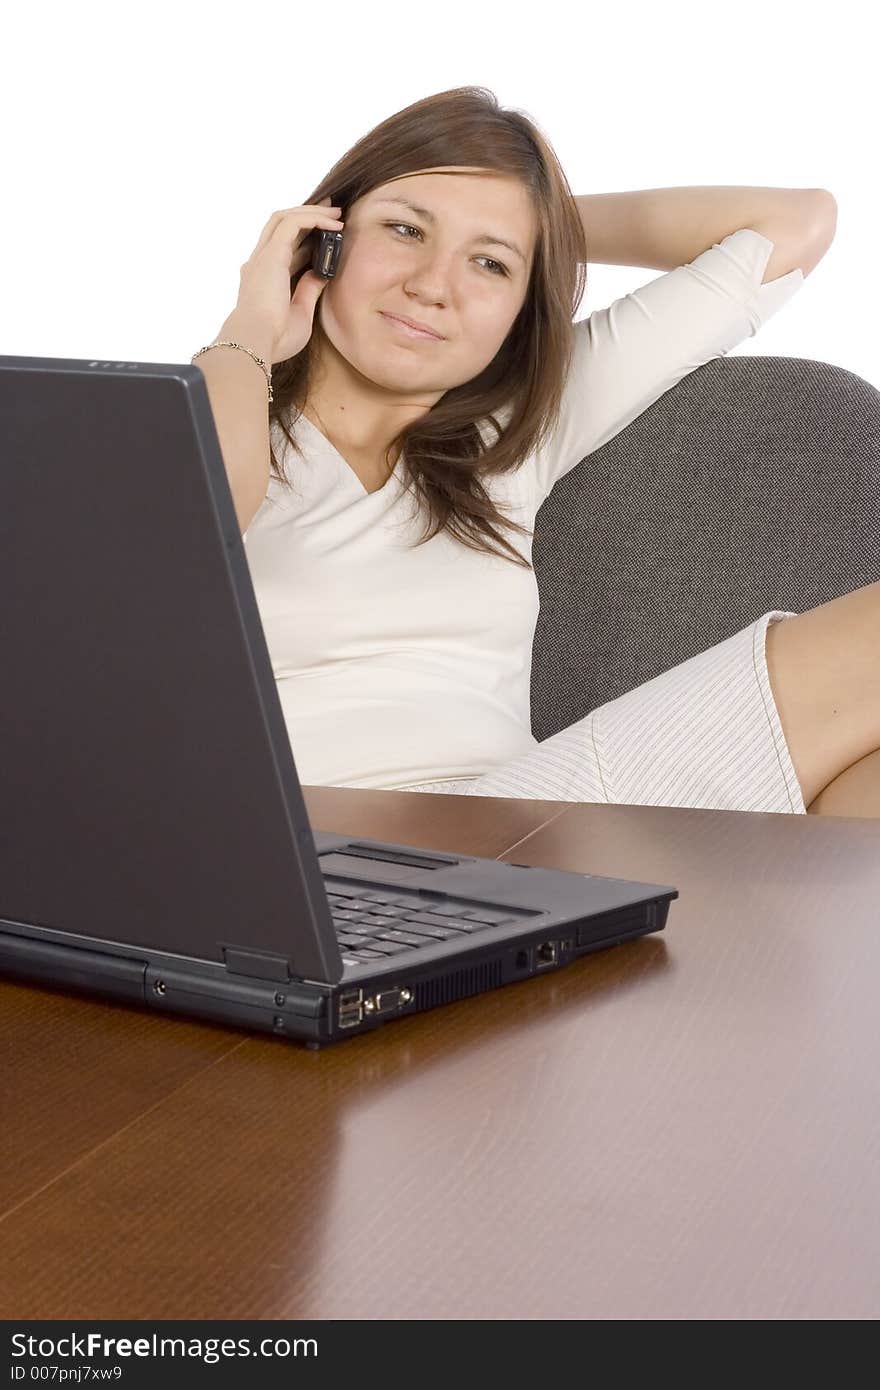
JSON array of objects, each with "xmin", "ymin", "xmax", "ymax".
[{"xmin": 535, "ymin": 941, "xmax": 557, "ymax": 969}]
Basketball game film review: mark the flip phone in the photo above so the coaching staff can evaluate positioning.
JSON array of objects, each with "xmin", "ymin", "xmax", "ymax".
[{"xmin": 312, "ymin": 229, "xmax": 343, "ymax": 279}]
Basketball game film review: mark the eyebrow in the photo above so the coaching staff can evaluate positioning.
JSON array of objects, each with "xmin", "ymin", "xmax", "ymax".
[{"xmin": 371, "ymin": 197, "xmax": 527, "ymax": 264}]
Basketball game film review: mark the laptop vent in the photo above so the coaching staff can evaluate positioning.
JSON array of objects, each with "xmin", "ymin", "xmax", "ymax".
[{"xmin": 416, "ymin": 958, "xmax": 503, "ymax": 1011}]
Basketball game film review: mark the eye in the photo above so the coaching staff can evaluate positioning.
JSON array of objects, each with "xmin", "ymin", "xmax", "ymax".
[{"xmin": 384, "ymin": 223, "xmax": 509, "ymax": 277}]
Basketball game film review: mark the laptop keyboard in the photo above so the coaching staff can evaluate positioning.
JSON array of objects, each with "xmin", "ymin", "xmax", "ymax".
[{"xmin": 325, "ymin": 881, "xmax": 522, "ymax": 966}]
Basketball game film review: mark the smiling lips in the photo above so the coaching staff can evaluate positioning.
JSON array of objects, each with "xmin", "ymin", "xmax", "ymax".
[{"xmin": 380, "ymin": 311, "xmax": 444, "ymax": 341}]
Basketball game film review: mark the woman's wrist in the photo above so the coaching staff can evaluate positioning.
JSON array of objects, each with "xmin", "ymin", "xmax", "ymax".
[{"xmin": 217, "ymin": 312, "xmax": 274, "ymax": 365}]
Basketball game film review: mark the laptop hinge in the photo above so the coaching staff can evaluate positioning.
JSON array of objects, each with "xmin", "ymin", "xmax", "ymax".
[{"xmin": 222, "ymin": 947, "xmax": 291, "ymax": 982}]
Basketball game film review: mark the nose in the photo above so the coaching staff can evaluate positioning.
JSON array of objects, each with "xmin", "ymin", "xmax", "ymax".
[{"xmin": 402, "ymin": 246, "xmax": 457, "ymax": 304}]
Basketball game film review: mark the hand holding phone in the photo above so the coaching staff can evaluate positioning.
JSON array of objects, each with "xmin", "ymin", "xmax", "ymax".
[{"xmin": 228, "ymin": 197, "xmax": 345, "ymax": 365}]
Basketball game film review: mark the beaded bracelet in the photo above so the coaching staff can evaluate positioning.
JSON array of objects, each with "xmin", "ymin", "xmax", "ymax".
[{"xmin": 191, "ymin": 339, "xmax": 273, "ymax": 404}]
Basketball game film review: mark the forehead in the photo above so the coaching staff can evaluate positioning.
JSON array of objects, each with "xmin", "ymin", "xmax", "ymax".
[{"xmin": 368, "ymin": 166, "xmax": 526, "ymax": 206}]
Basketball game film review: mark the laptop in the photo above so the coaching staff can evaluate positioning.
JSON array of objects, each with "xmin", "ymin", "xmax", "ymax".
[{"xmin": 0, "ymin": 353, "xmax": 678, "ymax": 1048}]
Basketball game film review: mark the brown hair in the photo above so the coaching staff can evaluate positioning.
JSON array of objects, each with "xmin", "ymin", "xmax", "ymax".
[{"xmin": 269, "ymin": 86, "xmax": 588, "ymax": 570}]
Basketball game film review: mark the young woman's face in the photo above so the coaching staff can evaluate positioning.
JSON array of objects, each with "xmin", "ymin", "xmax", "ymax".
[{"xmin": 316, "ymin": 167, "xmax": 537, "ymax": 397}]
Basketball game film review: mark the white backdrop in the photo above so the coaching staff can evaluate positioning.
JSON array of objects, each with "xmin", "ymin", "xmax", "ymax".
[{"xmin": 2, "ymin": 0, "xmax": 875, "ymax": 387}]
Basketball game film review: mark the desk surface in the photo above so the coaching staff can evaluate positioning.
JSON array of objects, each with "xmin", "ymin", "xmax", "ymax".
[{"xmin": 3, "ymin": 788, "xmax": 879, "ymax": 1320}]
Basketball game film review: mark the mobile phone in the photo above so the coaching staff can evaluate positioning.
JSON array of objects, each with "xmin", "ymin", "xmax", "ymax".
[{"xmin": 312, "ymin": 229, "xmax": 343, "ymax": 279}]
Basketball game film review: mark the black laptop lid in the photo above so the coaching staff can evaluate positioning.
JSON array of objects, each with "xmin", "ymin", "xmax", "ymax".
[{"xmin": 0, "ymin": 354, "xmax": 342, "ymax": 984}]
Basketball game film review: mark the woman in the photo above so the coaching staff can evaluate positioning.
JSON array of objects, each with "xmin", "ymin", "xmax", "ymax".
[{"xmin": 200, "ymin": 86, "xmax": 878, "ymax": 817}]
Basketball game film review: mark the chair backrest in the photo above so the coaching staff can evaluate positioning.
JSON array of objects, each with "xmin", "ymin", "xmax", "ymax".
[{"xmin": 530, "ymin": 355, "xmax": 880, "ymax": 742}]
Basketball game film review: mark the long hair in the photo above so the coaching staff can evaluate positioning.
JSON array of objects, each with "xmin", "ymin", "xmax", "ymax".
[{"xmin": 269, "ymin": 86, "xmax": 588, "ymax": 570}]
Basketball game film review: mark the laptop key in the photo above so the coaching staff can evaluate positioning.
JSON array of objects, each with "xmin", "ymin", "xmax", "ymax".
[
  {"xmin": 405, "ymin": 901, "xmax": 478, "ymax": 917},
  {"xmin": 360, "ymin": 907, "xmax": 412, "ymax": 922},
  {"xmin": 374, "ymin": 928, "xmax": 436, "ymax": 948},
  {"xmin": 356, "ymin": 940, "xmax": 415, "ymax": 956},
  {"xmin": 336, "ymin": 932, "xmax": 370, "ymax": 947},
  {"xmin": 405, "ymin": 912, "xmax": 488, "ymax": 932},
  {"xmin": 385, "ymin": 922, "xmax": 463, "ymax": 941},
  {"xmin": 371, "ymin": 895, "xmax": 425, "ymax": 908},
  {"xmin": 456, "ymin": 908, "xmax": 522, "ymax": 925}
]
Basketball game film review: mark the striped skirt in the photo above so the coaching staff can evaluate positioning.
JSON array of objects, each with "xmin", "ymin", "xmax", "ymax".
[{"xmin": 397, "ymin": 610, "xmax": 807, "ymax": 814}]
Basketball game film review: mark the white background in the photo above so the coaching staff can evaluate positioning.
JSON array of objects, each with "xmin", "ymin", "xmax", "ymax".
[{"xmin": 2, "ymin": 0, "xmax": 874, "ymax": 386}]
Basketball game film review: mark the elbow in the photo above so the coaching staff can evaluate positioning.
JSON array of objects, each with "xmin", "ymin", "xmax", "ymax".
[
  {"xmin": 806, "ymin": 188, "xmax": 838, "ymax": 244},
  {"xmin": 777, "ymin": 190, "xmax": 838, "ymax": 280}
]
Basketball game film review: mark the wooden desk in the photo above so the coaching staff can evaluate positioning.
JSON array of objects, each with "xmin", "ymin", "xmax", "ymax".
[{"xmin": 2, "ymin": 789, "xmax": 878, "ymax": 1320}]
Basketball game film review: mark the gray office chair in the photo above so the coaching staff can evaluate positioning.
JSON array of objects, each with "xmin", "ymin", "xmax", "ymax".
[{"xmin": 530, "ymin": 355, "xmax": 880, "ymax": 742}]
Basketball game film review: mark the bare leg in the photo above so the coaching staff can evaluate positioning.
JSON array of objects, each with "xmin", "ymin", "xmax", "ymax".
[
  {"xmin": 765, "ymin": 580, "xmax": 880, "ymax": 808},
  {"xmin": 806, "ymin": 746, "xmax": 880, "ymax": 818}
]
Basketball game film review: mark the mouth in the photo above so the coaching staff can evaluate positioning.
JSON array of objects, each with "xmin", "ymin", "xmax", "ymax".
[{"xmin": 379, "ymin": 311, "xmax": 445, "ymax": 341}]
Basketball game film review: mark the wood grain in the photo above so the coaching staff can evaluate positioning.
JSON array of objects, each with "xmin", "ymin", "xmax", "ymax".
[{"xmin": 3, "ymin": 789, "xmax": 878, "ymax": 1319}]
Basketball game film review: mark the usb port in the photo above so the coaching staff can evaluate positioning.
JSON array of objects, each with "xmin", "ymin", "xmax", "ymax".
[{"xmin": 339, "ymin": 987, "xmax": 363, "ymax": 1028}]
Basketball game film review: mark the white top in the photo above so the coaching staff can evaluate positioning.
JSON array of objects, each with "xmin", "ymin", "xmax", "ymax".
[{"xmin": 242, "ymin": 229, "xmax": 804, "ymax": 791}]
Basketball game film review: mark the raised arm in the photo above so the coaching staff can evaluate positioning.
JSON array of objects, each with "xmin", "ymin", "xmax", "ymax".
[{"xmin": 573, "ymin": 185, "xmax": 838, "ymax": 280}]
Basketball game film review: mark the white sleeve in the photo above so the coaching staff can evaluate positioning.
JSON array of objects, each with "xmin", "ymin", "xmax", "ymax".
[{"xmin": 529, "ymin": 227, "xmax": 805, "ymax": 503}]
